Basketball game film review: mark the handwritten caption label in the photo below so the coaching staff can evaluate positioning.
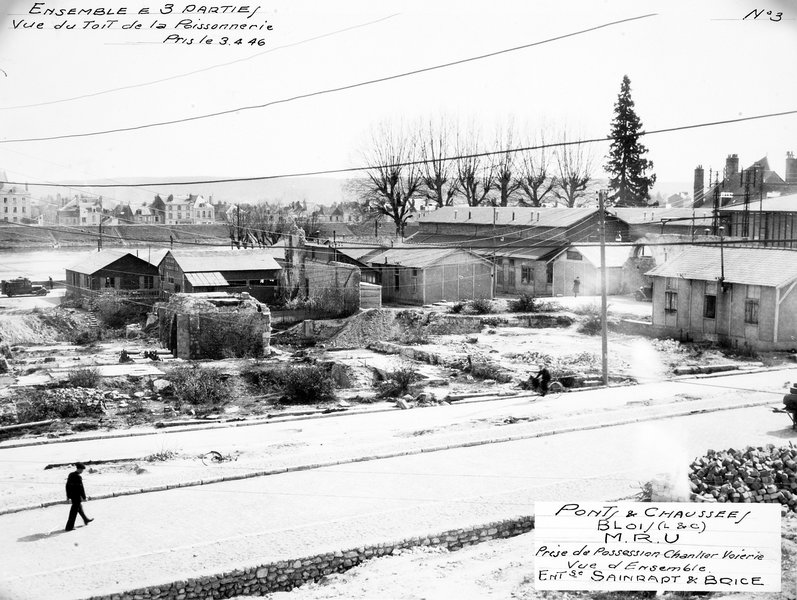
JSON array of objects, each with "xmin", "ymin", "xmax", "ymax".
[
  {"xmin": 743, "ymin": 8, "xmax": 783, "ymax": 21},
  {"xmin": 12, "ymin": 2, "xmax": 275, "ymax": 47},
  {"xmin": 534, "ymin": 502, "xmax": 781, "ymax": 592}
]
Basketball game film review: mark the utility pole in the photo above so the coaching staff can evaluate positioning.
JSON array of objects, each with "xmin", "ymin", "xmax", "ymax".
[
  {"xmin": 97, "ymin": 196, "xmax": 103, "ymax": 252},
  {"xmin": 598, "ymin": 189, "xmax": 609, "ymax": 386}
]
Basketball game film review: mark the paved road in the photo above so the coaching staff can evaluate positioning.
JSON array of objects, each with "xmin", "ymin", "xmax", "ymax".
[
  {"xmin": 1, "ymin": 368, "xmax": 793, "ymax": 512},
  {"xmin": 0, "ymin": 401, "xmax": 794, "ymax": 600}
]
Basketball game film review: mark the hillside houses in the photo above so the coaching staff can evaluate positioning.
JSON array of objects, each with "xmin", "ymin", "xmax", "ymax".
[{"xmin": 0, "ymin": 176, "xmax": 32, "ymax": 224}]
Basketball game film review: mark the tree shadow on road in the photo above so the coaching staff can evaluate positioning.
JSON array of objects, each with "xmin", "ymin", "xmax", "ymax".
[{"xmin": 17, "ymin": 529, "xmax": 69, "ymax": 542}]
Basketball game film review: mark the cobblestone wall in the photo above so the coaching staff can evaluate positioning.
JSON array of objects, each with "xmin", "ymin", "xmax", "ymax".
[{"xmin": 86, "ymin": 516, "xmax": 534, "ymax": 600}]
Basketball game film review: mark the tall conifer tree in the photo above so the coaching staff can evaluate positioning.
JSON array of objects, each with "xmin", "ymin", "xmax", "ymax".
[{"xmin": 604, "ymin": 75, "xmax": 656, "ymax": 206}]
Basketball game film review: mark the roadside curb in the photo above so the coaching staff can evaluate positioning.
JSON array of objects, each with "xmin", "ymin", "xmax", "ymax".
[
  {"xmin": 2, "ymin": 365, "xmax": 789, "ymax": 451},
  {"xmin": 0, "ymin": 396, "xmax": 777, "ymax": 517}
]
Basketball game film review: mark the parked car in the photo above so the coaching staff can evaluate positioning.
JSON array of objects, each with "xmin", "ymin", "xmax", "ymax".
[{"xmin": 1, "ymin": 277, "xmax": 49, "ymax": 297}]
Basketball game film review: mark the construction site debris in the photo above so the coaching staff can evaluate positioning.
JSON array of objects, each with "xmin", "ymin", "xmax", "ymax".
[{"xmin": 690, "ymin": 445, "xmax": 797, "ymax": 509}]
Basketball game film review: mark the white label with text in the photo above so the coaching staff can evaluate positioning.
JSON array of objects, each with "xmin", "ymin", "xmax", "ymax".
[{"xmin": 534, "ymin": 502, "xmax": 781, "ymax": 591}]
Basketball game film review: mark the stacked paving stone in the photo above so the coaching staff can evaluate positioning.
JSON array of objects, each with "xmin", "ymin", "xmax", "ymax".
[
  {"xmin": 85, "ymin": 517, "xmax": 534, "ymax": 600},
  {"xmin": 689, "ymin": 445, "xmax": 797, "ymax": 509}
]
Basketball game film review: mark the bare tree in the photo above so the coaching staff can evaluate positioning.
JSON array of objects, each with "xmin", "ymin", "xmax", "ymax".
[
  {"xmin": 517, "ymin": 129, "xmax": 556, "ymax": 207},
  {"xmin": 493, "ymin": 120, "xmax": 522, "ymax": 206},
  {"xmin": 354, "ymin": 121, "xmax": 423, "ymax": 237},
  {"xmin": 553, "ymin": 131, "xmax": 594, "ymax": 208},
  {"xmin": 454, "ymin": 124, "xmax": 496, "ymax": 207},
  {"xmin": 419, "ymin": 116, "xmax": 458, "ymax": 208}
]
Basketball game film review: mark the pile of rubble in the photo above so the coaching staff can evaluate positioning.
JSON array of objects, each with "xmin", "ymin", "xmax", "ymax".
[{"xmin": 689, "ymin": 445, "xmax": 797, "ymax": 509}]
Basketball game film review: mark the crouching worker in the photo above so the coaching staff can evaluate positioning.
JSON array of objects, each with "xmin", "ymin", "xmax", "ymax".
[{"xmin": 529, "ymin": 364, "xmax": 552, "ymax": 396}]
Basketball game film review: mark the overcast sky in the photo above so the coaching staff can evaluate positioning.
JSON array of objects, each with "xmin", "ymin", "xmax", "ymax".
[{"xmin": 0, "ymin": 0, "xmax": 795, "ymax": 193}]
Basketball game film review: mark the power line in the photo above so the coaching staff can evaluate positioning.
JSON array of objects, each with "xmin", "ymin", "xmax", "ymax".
[
  {"xmin": 0, "ymin": 14, "xmax": 656, "ymax": 145},
  {"xmin": 0, "ymin": 14, "xmax": 399, "ymax": 111},
  {"xmin": 4, "ymin": 107, "xmax": 797, "ymax": 188}
]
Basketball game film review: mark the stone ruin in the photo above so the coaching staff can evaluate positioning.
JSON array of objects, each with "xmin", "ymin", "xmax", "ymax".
[{"xmin": 156, "ymin": 292, "xmax": 271, "ymax": 360}]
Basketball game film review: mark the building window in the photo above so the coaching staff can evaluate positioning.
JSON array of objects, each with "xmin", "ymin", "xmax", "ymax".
[
  {"xmin": 104, "ymin": 276, "xmax": 115, "ymax": 288},
  {"xmin": 745, "ymin": 299, "xmax": 759, "ymax": 324},
  {"xmin": 142, "ymin": 276, "xmax": 154, "ymax": 289},
  {"xmin": 394, "ymin": 269, "xmax": 400, "ymax": 290},
  {"xmin": 546, "ymin": 263, "xmax": 553, "ymax": 284},
  {"xmin": 521, "ymin": 265, "xmax": 533, "ymax": 284},
  {"xmin": 704, "ymin": 294, "xmax": 716, "ymax": 319},
  {"xmin": 665, "ymin": 291, "xmax": 678, "ymax": 313},
  {"xmin": 507, "ymin": 259, "xmax": 516, "ymax": 286},
  {"xmin": 566, "ymin": 250, "xmax": 582, "ymax": 261}
]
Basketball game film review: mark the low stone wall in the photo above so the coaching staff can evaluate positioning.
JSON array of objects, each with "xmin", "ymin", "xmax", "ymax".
[{"xmin": 85, "ymin": 516, "xmax": 534, "ymax": 600}]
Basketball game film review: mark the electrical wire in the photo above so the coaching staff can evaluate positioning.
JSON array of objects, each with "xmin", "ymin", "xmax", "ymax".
[
  {"xmin": 0, "ymin": 14, "xmax": 656, "ymax": 145},
  {"xmin": 4, "ymin": 106, "xmax": 796, "ymax": 188}
]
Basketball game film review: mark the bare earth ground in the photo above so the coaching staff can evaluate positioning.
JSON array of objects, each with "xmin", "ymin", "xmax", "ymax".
[{"xmin": 2, "ymin": 295, "xmax": 796, "ymax": 599}]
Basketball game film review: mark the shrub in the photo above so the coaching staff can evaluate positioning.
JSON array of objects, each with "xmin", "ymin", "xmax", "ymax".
[
  {"xmin": 535, "ymin": 300, "xmax": 563, "ymax": 313},
  {"xmin": 377, "ymin": 367, "xmax": 422, "ymax": 398},
  {"xmin": 468, "ymin": 298, "xmax": 494, "ymax": 314},
  {"xmin": 72, "ymin": 329, "xmax": 100, "ymax": 346},
  {"xmin": 241, "ymin": 363, "xmax": 288, "ymax": 393},
  {"xmin": 450, "ymin": 301, "xmax": 465, "ymax": 314},
  {"xmin": 282, "ymin": 365, "xmax": 335, "ymax": 404},
  {"xmin": 509, "ymin": 293, "xmax": 537, "ymax": 313},
  {"xmin": 578, "ymin": 314, "xmax": 602, "ymax": 335},
  {"xmin": 13, "ymin": 388, "xmax": 104, "ymax": 423},
  {"xmin": 65, "ymin": 367, "xmax": 100, "ymax": 388},
  {"xmin": 572, "ymin": 302, "xmax": 602, "ymax": 316},
  {"xmin": 242, "ymin": 363, "xmax": 336, "ymax": 404},
  {"xmin": 167, "ymin": 365, "xmax": 232, "ymax": 407},
  {"xmin": 468, "ymin": 358, "xmax": 512, "ymax": 382}
]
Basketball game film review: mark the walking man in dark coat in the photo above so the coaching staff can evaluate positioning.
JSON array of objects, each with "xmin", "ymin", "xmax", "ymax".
[{"xmin": 65, "ymin": 462, "xmax": 93, "ymax": 531}]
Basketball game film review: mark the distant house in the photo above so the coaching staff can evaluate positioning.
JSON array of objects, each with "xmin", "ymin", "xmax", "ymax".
[
  {"xmin": 366, "ymin": 244, "xmax": 492, "ymax": 305},
  {"xmin": 160, "ymin": 250, "xmax": 282, "ymax": 303},
  {"xmin": 0, "ymin": 175, "xmax": 32, "ymax": 224},
  {"xmin": 113, "ymin": 204, "xmax": 135, "ymax": 224},
  {"xmin": 134, "ymin": 206, "xmax": 158, "ymax": 224},
  {"xmin": 646, "ymin": 246, "xmax": 797, "ymax": 351},
  {"xmin": 693, "ymin": 153, "xmax": 797, "ymax": 208},
  {"xmin": 547, "ymin": 244, "xmax": 631, "ymax": 296},
  {"xmin": 65, "ymin": 250, "xmax": 161, "ymax": 300}
]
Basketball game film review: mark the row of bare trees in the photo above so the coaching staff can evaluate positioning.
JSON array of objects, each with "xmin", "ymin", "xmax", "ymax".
[{"xmin": 352, "ymin": 117, "xmax": 595, "ymax": 235}]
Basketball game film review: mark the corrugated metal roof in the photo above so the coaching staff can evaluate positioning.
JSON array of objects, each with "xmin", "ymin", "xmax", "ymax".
[
  {"xmin": 169, "ymin": 250, "xmax": 282, "ymax": 273},
  {"xmin": 416, "ymin": 206, "xmax": 597, "ymax": 228},
  {"xmin": 366, "ymin": 245, "xmax": 488, "ymax": 268},
  {"xmin": 646, "ymin": 246, "xmax": 797, "ymax": 287},
  {"xmin": 185, "ymin": 272, "xmax": 229, "ymax": 287},
  {"xmin": 720, "ymin": 193, "xmax": 797, "ymax": 212},
  {"xmin": 552, "ymin": 245, "xmax": 632, "ymax": 268},
  {"xmin": 67, "ymin": 250, "xmax": 132, "ymax": 275},
  {"xmin": 406, "ymin": 233, "xmax": 564, "ymax": 261},
  {"xmin": 611, "ymin": 208, "xmax": 713, "ymax": 225}
]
